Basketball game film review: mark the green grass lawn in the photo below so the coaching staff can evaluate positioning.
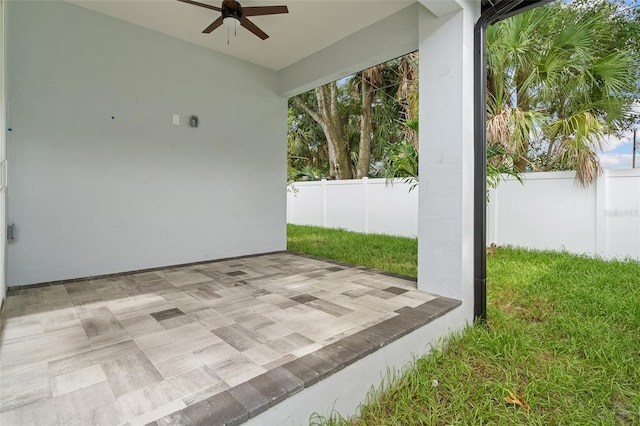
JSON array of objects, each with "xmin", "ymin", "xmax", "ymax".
[
  {"xmin": 287, "ymin": 225, "xmax": 640, "ymax": 425},
  {"xmin": 287, "ymin": 224, "xmax": 418, "ymax": 277}
]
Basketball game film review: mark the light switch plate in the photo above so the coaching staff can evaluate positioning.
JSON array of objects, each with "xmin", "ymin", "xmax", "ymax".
[{"xmin": 172, "ymin": 114, "xmax": 180, "ymax": 126}]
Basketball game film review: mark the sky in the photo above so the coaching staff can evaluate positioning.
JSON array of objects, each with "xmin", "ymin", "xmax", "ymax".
[{"xmin": 597, "ymin": 102, "xmax": 640, "ymax": 169}]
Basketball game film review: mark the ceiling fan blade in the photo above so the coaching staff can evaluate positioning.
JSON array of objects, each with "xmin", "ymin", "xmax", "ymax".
[
  {"xmin": 242, "ymin": 6, "xmax": 289, "ymax": 16},
  {"xmin": 240, "ymin": 17, "xmax": 269, "ymax": 40},
  {"xmin": 202, "ymin": 16, "xmax": 224, "ymax": 33},
  {"xmin": 176, "ymin": 0, "xmax": 221, "ymax": 12}
]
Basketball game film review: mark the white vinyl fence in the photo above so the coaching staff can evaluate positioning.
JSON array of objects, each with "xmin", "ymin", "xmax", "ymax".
[
  {"xmin": 287, "ymin": 178, "xmax": 419, "ymax": 238},
  {"xmin": 287, "ymin": 170, "xmax": 640, "ymax": 260}
]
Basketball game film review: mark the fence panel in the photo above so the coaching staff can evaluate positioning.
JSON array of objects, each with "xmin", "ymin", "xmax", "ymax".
[
  {"xmin": 603, "ymin": 171, "xmax": 640, "ymax": 259},
  {"xmin": 287, "ymin": 178, "xmax": 418, "ymax": 237},
  {"xmin": 287, "ymin": 171, "xmax": 640, "ymax": 260}
]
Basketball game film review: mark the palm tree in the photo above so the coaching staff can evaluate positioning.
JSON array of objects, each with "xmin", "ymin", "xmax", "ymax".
[{"xmin": 487, "ymin": 1, "xmax": 638, "ymax": 185}]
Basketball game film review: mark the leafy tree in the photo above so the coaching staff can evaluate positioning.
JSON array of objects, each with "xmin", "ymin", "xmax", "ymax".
[
  {"xmin": 292, "ymin": 82, "xmax": 352, "ymax": 179},
  {"xmin": 289, "ymin": 53, "xmax": 419, "ymax": 181},
  {"xmin": 487, "ymin": 0, "xmax": 640, "ymax": 185},
  {"xmin": 383, "ymin": 119, "xmax": 419, "ymax": 191}
]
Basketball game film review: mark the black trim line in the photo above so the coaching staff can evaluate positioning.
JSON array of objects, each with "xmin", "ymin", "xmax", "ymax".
[{"xmin": 473, "ymin": 0, "xmax": 553, "ymax": 322}]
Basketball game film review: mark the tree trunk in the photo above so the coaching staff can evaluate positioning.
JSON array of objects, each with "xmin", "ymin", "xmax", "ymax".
[
  {"xmin": 544, "ymin": 139, "xmax": 555, "ymax": 171},
  {"xmin": 514, "ymin": 70, "xmax": 530, "ymax": 172},
  {"xmin": 293, "ymin": 83, "xmax": 352, "ymax": 179},
  {"xmin": 321, "ymin": 83, "xmax": 352, "ymax": 179},
  {"xmin": 356, "ymin": 79, "xmax": 373, "ymax": 179}
]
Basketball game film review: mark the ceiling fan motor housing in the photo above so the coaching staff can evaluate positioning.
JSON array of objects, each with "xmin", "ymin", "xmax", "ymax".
[{"xmin": 222, "ymin": 1, "xmax": 242, "ymax": 21}]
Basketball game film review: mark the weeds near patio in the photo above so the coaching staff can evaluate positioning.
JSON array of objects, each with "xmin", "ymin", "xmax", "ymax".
[{"xmin": 287, "ymin": 226, "xmax": 640, "ymax": 425}]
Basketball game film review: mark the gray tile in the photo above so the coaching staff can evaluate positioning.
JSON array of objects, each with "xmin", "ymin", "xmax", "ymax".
[
  {"xmin": 129, "ymin": 272, "xmax": 164, "ymax": 283},
  {"xmin": 383, "ymin": 286, "xmax": 410, "ymax": 295},
  {"xmin": 352, "ymin": 327, "xmax": 388, "ymax": 348},
  {"xmin": 426, "ymin": 296, "xmax": 462, "ymax": 311},
  {"xmin": 228, "ymin": 382, "xmax": 270, "ymax": 418},
  {"xmin": 338, "ymin": 332, "xmax": 378, "ymax": 358},
  {"xmin": 342, "ymin": 286, "xmax": 374, "ymax": 298},
  {"xmin": 181, "ymin": 380, "xmax": 230, "ymax": 406},
  {"xmin": 48, "ymin": 339, "xmax": 138, "ymax": 377},
  {"xmin": 156, "ymin": 411, "xmax": 193, "ymax": 426},
  {"xmin": 189, "ymin": 286, "xmax": 222, "ymax": 302},
  {"xmin": 211, "ymin": 323, "xmax": 267, "ymax": 352},
  {"xmin": 214, "ymin": 297, "xmax": 266, "ymax": 316},
  {"xmin": 0, "ymin": 252, "xmax": 450, "ymax": 426},
  {"xmin": 306, "ymin": 299, "xmax": 354, "ymax": 316},
  {"xmin": 65, "ymin": 283, "xmax": 103, "ymax": 306},
  {"xmin": 282, "ymin": 359, "xmax": 320, "ymax": 387},
  {"xmin": 412, "ymin": 297, "xmax": 460, "ymax": 321},
  {"xmin": 205, "ymin": 391, "xmax": 249, "ymax": 426},
  {"xmin": 295, "ymin": 352, "xmax": 335, "ymax": 382},
  {"xmin": 160, "ymin": 366, "xmax": 225, "ymax": 403},
  {"xmin": 266, "ymin": 332, "xmax": 314, "ymax": 355},
  {"xmin": 159, "ymin": 314, "xmax": 195, "ymax": 330},
  {"xmin": 265, "ymin": 366, "xmax": 304, "ymax": 396},
  {"xmin": 135, "ymin": 322, "xmax": 221, "ymax": 364},
  {"xmin": 290, "ymin": 294, "xmax": 318, "ymax": 304},
  {"xmin": 370, "ymin": 289, "xmax": 397, "ymax": 300},
  {"xmin": 0, "ymin": 314, "xmax": 45, "ymax": 345},
  {"xmin": 51, "ymin": 363, "xmax": 108, "ymax": 397},
  {"xmin": 150, "ymin": 308, "xmax": 185, "ymax": 322},
  {"xmin": 101, "ymin": 349, "xmax": 163, "ymax": 397},
  {"xmin": 209, "ymin": 353, "xmax": 267, "ymax": 388},
  {"xmin": 367, "ymin": 315, "xmax": 417, "ymax": 342},
  {"xmin": 0, "ymin": 362, "xmax": 51, "ymax": 412},
  {"xmin": 316, "ymin": 341, "xmax": 360, "ymax": 369},
  {"xmin": 0, "ymin": 381, "xmax": 125, "ymax": 426},
  {"xmin": 182, "ymin": 400, "xmax": 224, "ymax": 426},
  {"xmin": 248, "ymin": 373, "xmax": 287, "ymax": 407},
  {"xmin": 395, "ymin": 306, "xmax": 429, "ymax": 326},
  {"xmin": 1, "ymin": 326, "xmax": 92, "ymax": 373},
  {"xmin": 80, "ymin": 306, "xmax": 125, "ymax": 338}
]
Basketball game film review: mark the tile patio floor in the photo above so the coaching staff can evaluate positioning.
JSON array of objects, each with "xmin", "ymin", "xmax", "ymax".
[{"xmin": 0, "ymin": 252, "xmax": 459, "ymax": 426}]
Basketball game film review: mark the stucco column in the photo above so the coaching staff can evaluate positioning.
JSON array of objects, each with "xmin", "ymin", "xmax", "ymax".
[{"xmin": 417, "ymin": 0, "xmax": 479, "ymax": 313}]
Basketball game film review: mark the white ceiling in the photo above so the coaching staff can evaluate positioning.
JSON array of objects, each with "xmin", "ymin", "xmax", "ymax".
[{"xmin": 68, "ymin": 0, "xmax": 416, "ymax": 71}]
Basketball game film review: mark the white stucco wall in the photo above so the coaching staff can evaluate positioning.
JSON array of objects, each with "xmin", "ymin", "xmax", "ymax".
[
  {"xmin": 5, "ymin": 1, "xmax": 287, "ymax": 286},
  {"xmin": 277, "ymin": 3, "xmax": 419, "ymax": 98},
  {"xmin": 0, "ymin": 0, "xmax": 6, "ymax": 305},
  {"xmin": 418, "ymin": 0, "xmax": 478, "ymax": 315}
]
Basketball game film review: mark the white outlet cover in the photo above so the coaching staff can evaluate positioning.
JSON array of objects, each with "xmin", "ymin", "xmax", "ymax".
[{"xmin": 172, "ymin": 114, "xmax": 180, "ymax": 126}]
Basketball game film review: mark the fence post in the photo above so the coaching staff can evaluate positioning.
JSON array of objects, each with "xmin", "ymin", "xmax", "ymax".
[
  {"xmin": 321, "ymin": 179, "xmax": 327, "ymax": 228},
  {"xmin": 487, "ymin": 186, "xmax": 498, "ymax": 245},
  {"xmin": 362, "ymin": 177, "xmax": 369, "ymax": 234},
  {"xmin": 286, "ymin": 188, "xmax": 292, "ymax": 223},
  {"xmin": 595, "ymin": 170, "xmax": 607, "ymax": 258}
]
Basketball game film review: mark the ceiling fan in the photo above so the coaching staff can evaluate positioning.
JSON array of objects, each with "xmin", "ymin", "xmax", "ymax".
[{"xmin": 177, "ymin": 0, "xmax": 288, "ymax": 40}]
